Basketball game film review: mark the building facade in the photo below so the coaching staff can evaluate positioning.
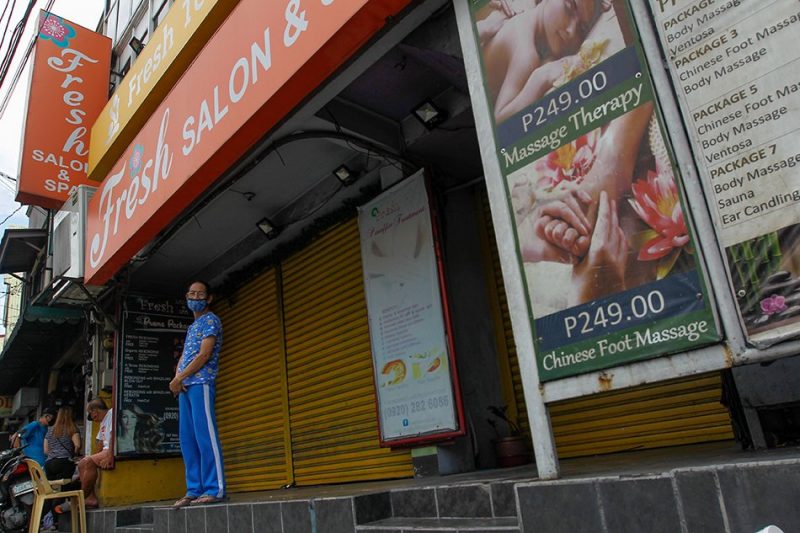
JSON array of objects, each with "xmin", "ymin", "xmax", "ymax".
[{"xmin": 1, "ymin": 0, "xmax": 799, "ymax": 509}]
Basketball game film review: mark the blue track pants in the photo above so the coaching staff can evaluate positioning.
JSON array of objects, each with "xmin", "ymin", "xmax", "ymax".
[{"xmin": 179, "ymin": 383, "xmax": 226, "ymax": 498}]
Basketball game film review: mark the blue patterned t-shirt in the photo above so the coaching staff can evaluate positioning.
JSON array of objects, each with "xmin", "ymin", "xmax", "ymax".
[{"xmin": 178, "ymin": 311, "xmax": 223, "ymax": 386}]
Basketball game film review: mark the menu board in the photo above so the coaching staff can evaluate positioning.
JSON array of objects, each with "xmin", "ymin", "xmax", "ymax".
[
  {"xmin": 466, "ymin": 0, "xmax": 720, "ymax": 381},
  {"xmin": 116, "ymin": 294, "xmax": 192, "ymax": 456},
  {"xmin": 650, "ymin": 0, "xmax": 800, "ymax": 343},
  {"xmin": 358, "ymin": 172, "xmax": 461, "ymax": 444}
]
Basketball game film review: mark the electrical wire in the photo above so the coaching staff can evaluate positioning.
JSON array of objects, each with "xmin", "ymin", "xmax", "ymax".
[
  {"xmin": 0, "ymin": 0, "xmax": 18, "ymax": 53},
  {"xmin": 0, "ymin": 205, "xmax": 23, "ymax": 225},
  {"xmin": 0, "ymin": 0, "xmax": 37, "ymax": 90},
  {"xmin": 0, "ymin": 0, "xmax": 57, "ymax": 119}
]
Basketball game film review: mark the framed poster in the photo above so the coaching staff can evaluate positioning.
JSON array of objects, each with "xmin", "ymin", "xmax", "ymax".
[
  {"xmin": 358, "ymin": 172, "xmax": 465, "ymax": 445},
  {"xmin": 115, "ymin": 294, "xmax": 192, "ymax": 456},
  {"xmin": 466, "ymin": 0, "xmax": 720, "ymax": 381},
  {"xmin": 649, "ymin": 0, "xmax": 800, "ymax": 347}
]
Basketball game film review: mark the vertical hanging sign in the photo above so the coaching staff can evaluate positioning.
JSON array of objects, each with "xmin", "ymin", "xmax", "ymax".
[
  {"xmin": 16, "ymin": 11, "xmax": 111, "ymax": 209},
  {"xmin": 649, "ymin": 0, "xmax": 800, "ymax": 347},
  {"xmin": 359, "ymin": 173, "xmax": 463, "ymax": 444},
  {"xmin": 466, "ymin": 0, "xmax": 719, "ymax": 381}
]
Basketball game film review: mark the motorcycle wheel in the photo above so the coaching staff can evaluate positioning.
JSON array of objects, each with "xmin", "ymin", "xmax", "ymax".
[{"xmin": 0, "ymin": 503, "xmax": 30, "ymax": 533}]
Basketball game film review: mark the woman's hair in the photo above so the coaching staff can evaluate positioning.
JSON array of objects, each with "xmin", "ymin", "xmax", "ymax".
[
  {"xmin": 52, "ymin": 406, "xmax": 78, "ymax": 438},
  {"xmin": 121, "ymin": 405, "xmax": 165, "ymax": 452},
  {"xmin": 118, "ymin": 409, "xmax": 135, "ymax": 438},
  {"xmin": 134, "ymin": 412, "xmax": 165, "ymax": 453},
  {"xmin": 186, "ymin": 279, "xmax": 213, "ymax": 295}
]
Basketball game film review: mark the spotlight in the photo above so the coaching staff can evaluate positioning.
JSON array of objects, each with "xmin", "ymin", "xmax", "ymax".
[
  {"xmin": 129, "ymin": 36, "xmax": 145, "ymax": 54},
  {"xmin": 333, "ymin": 164, "xmax": 357, "ymax": 186},
  {"xmin": 256, "ymin": 217, "xmax": 281, "ymax": 239},
  {"xmin": 412, "ymin": 98, "xmax": 447, "ymax": 129}
]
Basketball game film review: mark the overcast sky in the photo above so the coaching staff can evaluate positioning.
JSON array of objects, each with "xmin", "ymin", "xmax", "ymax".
[{"xmin": 0, "ymin": 1, "xmax": 104, "ymax": 331}]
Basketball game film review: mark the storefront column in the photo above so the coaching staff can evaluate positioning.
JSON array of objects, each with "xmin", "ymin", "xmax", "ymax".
[{"xmin": 452, "ymin": 0, "xmax": 559, "ymax": 479}]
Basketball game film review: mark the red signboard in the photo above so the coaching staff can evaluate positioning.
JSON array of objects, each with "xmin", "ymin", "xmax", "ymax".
[
  {"xmin": 85, "ymin": 0, "xmax": 412, "ymax": 284},
  {"xmin": 17, "ymin": 11, "xmax": 111, "ymax": 209}
]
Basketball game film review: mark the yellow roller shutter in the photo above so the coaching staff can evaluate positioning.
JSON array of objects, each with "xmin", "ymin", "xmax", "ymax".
[
  {"xmin": 476, "ymin": 188, "xmax": 733, "ymax": 458},
  {"xmin": 282, "ymin": 219, "xmax": 413, "ymax": 485},
  {"xmin": 215, "ymin": 269, "xmax": 292, "ymax": 492},
  {"xmin": 549, "ymin": 374, "xmax": 734, "ymax": 457}
]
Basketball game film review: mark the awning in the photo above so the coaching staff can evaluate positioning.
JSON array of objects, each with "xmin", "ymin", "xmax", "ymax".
[
  {"xmin": 0, "ymin": 229, "xmax": 47, "ymax": 275},
  {"xmin": 0, "ymin": 304, "xmax": 83, "ymax": 395}
]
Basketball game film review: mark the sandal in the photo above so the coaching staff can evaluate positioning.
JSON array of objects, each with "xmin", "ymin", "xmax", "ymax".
[
  {"xmin": 172, "ymin": 495, "xmax": 196, "ymax": 509},
  {"xmin": 189, "ymin": 495, "xmax": 225, "ymax": 506}
]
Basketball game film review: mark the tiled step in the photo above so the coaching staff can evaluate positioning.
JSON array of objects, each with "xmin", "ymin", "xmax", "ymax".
[
  {"xmin": 387, "ymin": 482, "xmax": 518, "ymax": 519},
  {"xmin": 115, "ymin": 525, "xmax": 154, "ymax": 533},
  {"xmin": 356, "ymin": 516, "xmax": 520, "ymax": 531}
]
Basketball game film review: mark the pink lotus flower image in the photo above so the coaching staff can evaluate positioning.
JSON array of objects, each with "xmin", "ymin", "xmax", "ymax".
[
  {"xmin": 629, "ymin": 170, "xmax": 689, "ymax": 261},
  {"xmin": 760, "ymin": 294, "xmax": 787, "ymax": 316},
  {"xmin": 536, "ymin": 129, "xmax": 599, "ymax": 191},
  {"xmin": 39, "ymin": 15, "xmax": 76, "ymax": 48}
]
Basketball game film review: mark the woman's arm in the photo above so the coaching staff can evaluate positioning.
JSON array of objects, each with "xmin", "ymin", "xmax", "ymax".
[
  {"xmin": 496, "ymin": 57, "xmax": 568, "ymax": 123},
  {"xmin": 72, "ymin": 432, "xmax": 82, "ymax": 456},
  {"xmin": 585, "ymin": 102, "xmax": 654, "ymax": 202},
  {"xmin": 43, "ymin": 438, "xmax": 49, "ymax": 456}
]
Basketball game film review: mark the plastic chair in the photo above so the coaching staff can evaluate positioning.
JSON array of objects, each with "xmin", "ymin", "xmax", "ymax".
[{"xmin": 24, "ymin": 459, "xmax": 86, "ymax": 533}]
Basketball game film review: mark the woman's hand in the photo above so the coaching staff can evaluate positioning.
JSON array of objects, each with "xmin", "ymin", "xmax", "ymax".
[
  {"xmin": 536, "ymin": 189, "xmax": 594, "ymax": 258},
  {"xmin": 571, "ymin": 191, "xmax": 628, "ymax": 303},
  {"xmin": 519, "ymin": 189, "xmax": 593, "ymax": 263},
  {"xmin": 169, "ymin": 376, "xmax": 186, "ymax": 396},
  {"xmin": 477, "ymin": 0, "xmax": 518, "ymax": 46}
]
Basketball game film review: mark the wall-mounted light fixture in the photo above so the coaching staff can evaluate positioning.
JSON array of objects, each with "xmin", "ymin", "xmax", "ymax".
[
  {"xmin": 333, "ymin": 164, "xmax": 357, "ymax": 186},
  {"xmin": 256, "ymin": 217, "xmax": 281, "ymax": 240},
  {"xmin": 412, "ymin": 98, "xmax": 447, "ymax": 130},
  {"xmin": 129, "ymin": 36, "xmax": 144, "ymax": 55}
]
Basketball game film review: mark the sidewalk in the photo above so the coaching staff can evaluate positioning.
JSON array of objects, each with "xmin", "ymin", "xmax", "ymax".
[{"xmin": 78, "ymin": 441, "xmax": 800, "ymax": 532}]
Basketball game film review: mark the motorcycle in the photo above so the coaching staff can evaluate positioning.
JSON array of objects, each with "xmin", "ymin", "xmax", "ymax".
[{"xmin": 0, "ymin": 447, "xmax": 34, "ymax": 533}]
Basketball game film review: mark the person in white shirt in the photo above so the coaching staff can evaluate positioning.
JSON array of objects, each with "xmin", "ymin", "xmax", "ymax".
[{"xmin": 77, "ymin": 398, "xmax": 113, "ymax": 508}]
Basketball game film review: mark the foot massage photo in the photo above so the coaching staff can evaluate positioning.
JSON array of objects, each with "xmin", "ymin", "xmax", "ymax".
[{"xmin": 509, "ymin": 102, "xmax": 697, "ymax": 317}]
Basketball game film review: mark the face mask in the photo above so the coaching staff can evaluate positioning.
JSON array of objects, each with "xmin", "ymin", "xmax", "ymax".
[
  {"xmin": 187, "ymin": 298, "xmax": 208, "ymax": 312},
  {"xmin": 47, "ymin": 416, "xmax": 56, "ymax": 427}
]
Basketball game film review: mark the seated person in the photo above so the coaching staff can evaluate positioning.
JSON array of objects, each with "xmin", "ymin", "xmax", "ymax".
[
  {"xmin": 44, "ymin": 406, "xmax": 82, "ymax": 481},
  {"xmin": 77, "ymin": 398, "xmax": 113, "ymax": 509}
]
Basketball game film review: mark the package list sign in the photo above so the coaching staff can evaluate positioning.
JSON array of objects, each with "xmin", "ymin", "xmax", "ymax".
[
  {"xmin": 358, "ymin": 173, "xmax": 459, "ymax": 442},
  {"xmin": 84, "ymin": 0, "xmax": 412, "ymax": 285},
  {"xmin": 17, "ymin": 11, "xmax": 111, "ymax": 210},
  {"xmin": 468, "ymin": 0, "xmax": 719, "ymax": 381},
  {"xmin": 650, "ymin": 0, "xmax": 800, "ymax": 343},
  {"xmin": 116, "ymin": 294, "xmax": 193, "ymax": 456}
]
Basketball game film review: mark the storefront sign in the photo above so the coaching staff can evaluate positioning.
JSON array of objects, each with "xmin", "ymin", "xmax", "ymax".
[
  {"xmin": 115, "ymin": 294, "xmax": 193, "ymax": 456},
  {"xmin": 467, "ymin": 0, "xmax": 719, "ymax": 381},
  {"xmin": 88, "ymin": 0, "xmax": 240, "ymax": 181},
  {"xmin": 0, "ymin": 396, "xmax": 12, "ymax": 417},
  {"xmin": 84, "ymin": 0, "xmax": 412, "ymax": 285},
  {"xmin": 16, "ymin": 11, "xmax": 110, "ymax": 209},
  {"xmin": 649, "ymin": 0, "xmax": 800, "ymax": 345},
  {"xmin": 358, "ymin": 173, "xmax": 462, "ymax": 443}
]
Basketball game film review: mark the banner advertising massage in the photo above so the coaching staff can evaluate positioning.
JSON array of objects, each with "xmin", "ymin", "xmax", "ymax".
[
  {"xmin": 17, "ymin": 11, "xmax": 110, "ymax": 209},
  {"xmin": 468, "ymin": 0, "xmax": 719, "ymax": 381},
  {"xmin": 649, "ymin": 0, "xmax": 800, "ymax": 346},
  {"xmin": 358, "ymin": 173, "xmax": 462, "ymax": 444}
]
